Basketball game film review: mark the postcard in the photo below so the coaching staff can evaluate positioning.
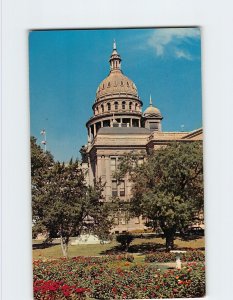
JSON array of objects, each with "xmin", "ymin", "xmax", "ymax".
[{"xmin": 30, "ymin": 27, "xmax": 205, "ymax": 299}]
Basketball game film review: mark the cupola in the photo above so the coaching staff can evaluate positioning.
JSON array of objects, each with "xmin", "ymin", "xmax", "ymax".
[{"xmin": 143, "ymin": 95, "xmax": 163, "ymax": 132}]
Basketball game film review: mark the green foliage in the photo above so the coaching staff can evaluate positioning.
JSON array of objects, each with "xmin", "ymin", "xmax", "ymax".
[
  {"xmin": 31, "ymin": 136, "xmax": 113, "ymax": 257},
  {"xmin": 31, "ymin": 136, "xmax": 54, "ymax": 238},
  {"xmin": 117, "ymin": 142, "xmax": 204, "ymax": 250},
  {"xmin": 116, "ymin": 233, "xmax": 134, "ymax": 251}
]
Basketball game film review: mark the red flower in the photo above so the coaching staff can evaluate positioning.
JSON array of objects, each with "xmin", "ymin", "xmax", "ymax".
[
  {"xmin": 63, "ymin": 290, "xmax": 70, "ymax": 297},
  {"xmin": 76, "ymin": 287, "xmax": 86, "ymax": 293}
]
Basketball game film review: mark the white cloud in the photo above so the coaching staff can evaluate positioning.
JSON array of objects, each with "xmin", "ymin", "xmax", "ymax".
[
  {"xmin": 175, "ymin": 49, "xmax": 192, "ymax": 60},
  {"xmin": 148, "ymin": 28, "xmax": 200, "ymax": 58}
]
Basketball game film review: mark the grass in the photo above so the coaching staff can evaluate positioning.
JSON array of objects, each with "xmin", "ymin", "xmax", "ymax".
[{"xmin": 33, "ymin": 236, "xmax": 205, "ymax": 260}]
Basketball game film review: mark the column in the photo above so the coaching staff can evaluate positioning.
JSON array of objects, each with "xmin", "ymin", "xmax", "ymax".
[
  {"xmin": 139, "ymin": 119, "xmax": 141, "ymax": 127},
  {"xmin": 101, "ymin": 121, "xmax": 103, "ymax": 128},
  {"xmin": 130, "ymin": 118, "xmax": 132, "ymax": 127},
  {"xmin": 88, "ymin": 127, "xmax": 91, "ymax": 140},
  {"xmin": 94, "ymin": 123, "xmax": 96, "ymax": 136},
  {"xmin": 96, "ymin": 156, "xmax": 101, "ymax": 179},
  {"xmin": 88, "ymin": 156, "xmax": 94, "ymax": 186},
  {"xmin": 105, "ymin": 156, "xmax": 111, "ymax": 201}
]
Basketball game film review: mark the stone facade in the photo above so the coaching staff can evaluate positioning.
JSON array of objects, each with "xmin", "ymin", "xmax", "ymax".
[{"xmin": 81, "ymin": 42, "xmax": 203, "ymax": 233}]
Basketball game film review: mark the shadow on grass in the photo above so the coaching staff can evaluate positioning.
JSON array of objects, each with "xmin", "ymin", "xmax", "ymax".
[
  {"xmin": 100, "ymin": 242, "xmax": 165, "ymax": 255},
  {"xmin": 100, "ymin": 235, "xmax": 205, "ymax": 255},
  {"xmin": 32, "ymin": 240, "xmax": 60, "ymax": 250},
  {"xmin": 179, "ymin": 235, "xmax": 204, "ymax": 241}
]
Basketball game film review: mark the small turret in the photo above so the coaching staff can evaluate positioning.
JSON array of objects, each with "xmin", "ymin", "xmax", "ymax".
[{"xmin": 143, "ymin": 95, "xmax": 163, "ymax": 132}]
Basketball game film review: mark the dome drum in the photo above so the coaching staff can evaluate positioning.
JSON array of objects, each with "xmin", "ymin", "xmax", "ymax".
[
  {"xmin": 92, "ymin": 98, "xmax": 143, "ymax": 116},
  {"xmin": 86, "ymin": 111, "xmax": 143, "ymax": 128}
]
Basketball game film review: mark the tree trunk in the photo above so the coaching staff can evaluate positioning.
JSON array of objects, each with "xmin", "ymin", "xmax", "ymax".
[
  {"xmin": 159, "ymin": 221, "xmax": 176, "ymax": 252},
  {"xmin": 60, "ymin": 235, "xmax": 69, "ymax": 258},
  {"xmin": 165, "ymin": 234, "xmax": 175, "ymax": 251},
  {"xmin": 163, "ymin": 226, "xmax": 176, "ymax": 252}
]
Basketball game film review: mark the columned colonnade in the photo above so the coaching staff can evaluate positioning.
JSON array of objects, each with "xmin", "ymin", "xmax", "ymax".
[{"xmin": 87, "ymin": 116, "xmax": 142, "ymax": 140}]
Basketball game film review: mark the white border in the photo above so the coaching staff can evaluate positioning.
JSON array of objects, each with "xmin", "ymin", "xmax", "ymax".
[{"xmin": 1, "ymin": 0, "xmax": 233, "ymax": 299}]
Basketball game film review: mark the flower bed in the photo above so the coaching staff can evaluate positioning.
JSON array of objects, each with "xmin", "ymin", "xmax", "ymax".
[
  {"xmin": 33, "ymin": 255, "xmax": 205, "ymax": 299},
  {"xmin": 145, "ymin": 250, "xmax": 205, "ymax": 263}
]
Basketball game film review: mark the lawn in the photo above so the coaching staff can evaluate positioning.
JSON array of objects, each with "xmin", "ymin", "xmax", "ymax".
[{"xmin": 33, "ymin": 236, "xmax": 205, "ymax": 259}]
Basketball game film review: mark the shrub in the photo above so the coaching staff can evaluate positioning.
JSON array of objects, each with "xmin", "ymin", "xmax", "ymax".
[
  {"xmin": 116, "ymin": 233, "xmax": 134, "ymax": 251},
  {"xmin": 145, "ymin": 250, "xmax": 205, "ymax": 263}
]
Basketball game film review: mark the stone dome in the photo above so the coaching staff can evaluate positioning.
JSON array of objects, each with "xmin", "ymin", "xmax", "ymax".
[
  {"xmin": 95, "ymin": 41, "xmax": 139, "ymax": 101},
  {"xmin": 96, "ymin": 70, "xmax": 138, "ymax": 100},
  {"xmin": 144, "ymin": 106, "xmax": 161, "ymax": 117},
  {"xmin": 143, "ymin": 96, "xmax": 162, "ymax": 118}
]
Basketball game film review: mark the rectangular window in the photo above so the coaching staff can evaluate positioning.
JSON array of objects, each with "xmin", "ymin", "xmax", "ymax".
[
  {"xmin": 110, "ymin": 158, "xmax": 116, "ymax": 172},
  {"xmin": 120, "ymin": 212, "xmax": 128, "ymax": 225},
  {"xmin": 149, "ymin": 122, "xmax": 159, "ymax": 130},
  {"xmin": 119, "ymin": 180, "xmax": 125, "ymax": 197},
  {"xmin": 114, "ymin": 217, "xmax": 119, "ymax": 225},
  {"xmin": 112, "ymin": 180, "xmax": 117, "ymax": 197},
  {"xmin": 121, "ymin": 218, "xmax": 126, "ymax": 225}
]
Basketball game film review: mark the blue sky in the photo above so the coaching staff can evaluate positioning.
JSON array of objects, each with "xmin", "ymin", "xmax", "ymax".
[{"xmin": 29, "ymin": 28, "xmax": 202, "ymax": 162}]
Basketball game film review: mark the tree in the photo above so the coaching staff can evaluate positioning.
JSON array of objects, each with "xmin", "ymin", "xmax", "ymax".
[
  {"xmin": 31, "ymin": 137, "xmax": 113, "ymax": 257},
  {"xmin": 116, "ymin": 142, "xmax": 204, "ymax": 251},
  {"xmin": 31, "ymin": 136, "xmax": 54, "ymax": 238}
]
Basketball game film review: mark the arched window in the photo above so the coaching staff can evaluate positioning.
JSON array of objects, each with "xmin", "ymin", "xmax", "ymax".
[
  {"xmin": 101, "ymin": 104, "xmax": 104, "ymax": 113},
  {"xmin": 121, "ymin": 81, "xmax": 123, "ymax": 86},
  {"xmin": 127, "ymin": 82, "xmax": 129, "ymax": 87},
  {"xmin": 135, "ymin": 103, "xmax": 138, "ymax": 111},
  {"xmin": 107, "ymin": 103, "xmax": 111, "ymax": 111},
  {"xmin": 114, "ymin": 102, "xmax": 118, "ymax": 110},
  {"xmin": 122, "ymin": 101, "xmax": 126, "ymax": 110},
  {"xmin": 129, "ymin": 102, "xmax": 132, "ymax": 110},
  {"xmin": 108, "ymin": 82, "xmax": 110, "ymax": 87}
]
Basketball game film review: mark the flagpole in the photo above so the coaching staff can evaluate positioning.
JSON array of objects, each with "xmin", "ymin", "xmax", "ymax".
[{"xmin": 44, "ymin": 131, "xmax": 47, "ymax": 152}]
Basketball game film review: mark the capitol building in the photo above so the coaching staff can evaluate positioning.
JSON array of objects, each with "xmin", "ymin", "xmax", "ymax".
[{"xmin": 81, "ymin": 42, "xmax": 203, "ymax": 233}]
